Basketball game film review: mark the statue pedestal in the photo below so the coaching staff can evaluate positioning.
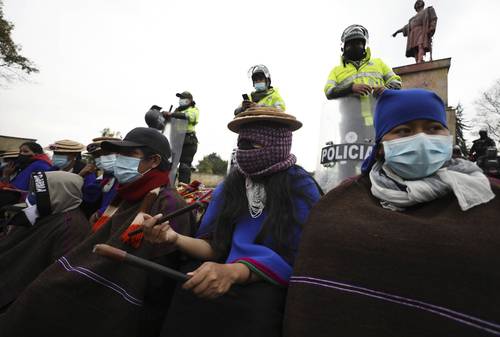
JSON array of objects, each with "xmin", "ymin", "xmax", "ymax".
[{"xmin": 393, "ymin": 58, "xmax": 456, "ymax": 137}]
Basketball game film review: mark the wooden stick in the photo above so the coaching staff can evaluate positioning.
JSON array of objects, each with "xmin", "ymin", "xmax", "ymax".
[
  {"xmin": 93, "ymin": 244, "xmax": 189, "ymax": 282},
  {"xmin": 127, "ymin": 190, "xmax": 212, "ymax": 237}
]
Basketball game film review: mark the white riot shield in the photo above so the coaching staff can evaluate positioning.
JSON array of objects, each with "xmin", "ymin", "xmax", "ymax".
[
  {"xmin": 164, "ymin": 118, "xmax": 188, "ymax": 185},
  {"xmin": 315, "ymin": 95, "xmax": 376, "ymax": 192}
]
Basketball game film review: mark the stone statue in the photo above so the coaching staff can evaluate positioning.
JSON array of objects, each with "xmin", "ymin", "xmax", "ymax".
[{"xmin": 393, "ymin": 0, "xmax": 438, "ymax": 64}]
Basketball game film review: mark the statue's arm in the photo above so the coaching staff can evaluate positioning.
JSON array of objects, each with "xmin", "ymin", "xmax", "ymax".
[
  {"xmin": 392, "ymin": 24, "xmax": 409, "ymax": 37},
  {"xmin": 392, "ymin": 28, "xmax": 403, "ymax": 37}
]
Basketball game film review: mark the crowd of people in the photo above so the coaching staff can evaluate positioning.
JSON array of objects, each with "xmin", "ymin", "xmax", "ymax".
[{"xmin": 0, "ymin": 18, "xmax": 499, "ymax": 337}]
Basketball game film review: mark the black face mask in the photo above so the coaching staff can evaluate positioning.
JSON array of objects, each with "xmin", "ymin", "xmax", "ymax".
[
  {"xmin": 344, "ymin": 47, "xmax": 365, "ymax": 61},
  {"xmin": 16, "ymin": 154, "xmax": 33, "ymax": 166}
]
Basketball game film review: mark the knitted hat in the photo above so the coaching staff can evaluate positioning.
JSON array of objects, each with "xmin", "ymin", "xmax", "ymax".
[{"xmin": 361, "ymin": 89, "xmax": 447, "ymax": 173}]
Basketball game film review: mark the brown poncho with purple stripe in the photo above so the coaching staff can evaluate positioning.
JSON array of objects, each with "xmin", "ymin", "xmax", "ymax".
[
  {"xmin": 284, "ymin": 175, "xmax": 500, "ymax": 337},
  {"xmin": 0, "ymin": 183, "xmax": 194, "ymax": 337}
]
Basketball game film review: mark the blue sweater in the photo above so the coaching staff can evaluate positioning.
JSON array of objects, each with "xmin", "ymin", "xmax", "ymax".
[
  {"xmin": 11, "ymin": 160, "xmax": 54, "ymax": 191},
  {"xmin": 197, "ymin": 166, "xmax": 321, "ymax": 285}
]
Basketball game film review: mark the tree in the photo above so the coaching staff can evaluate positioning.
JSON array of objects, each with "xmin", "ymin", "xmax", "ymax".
[
  {"xmin": 100, "ymin": 128, "xmax": 122, "ymax": 138},
  {"xmin": 473, "ymin": 79, "xmax": 500, "ymax": 142},
  {"xmin": 0, "ymin": 1, "xmax": 39, "ymax": 84},
  {"xmin": 196, "ymin": 153, "xmax": 228, "ymax": 175},
  {"xmin": 454, "ymin": 103, "xmax": 470, "ymax": 156}
]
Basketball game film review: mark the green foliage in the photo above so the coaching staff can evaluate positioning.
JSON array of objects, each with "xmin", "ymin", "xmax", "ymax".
[
  {"xmin": 196, "ymin": 153, "xmax": 228, "ymax": 175},
  {"xmin": 100, "ymin": 128, "xmax": 122, "ymax": 138},
  {"xmin": 455, "ymin": 103, "xmax": 469, "ymax": 156},
  {"xmin": 0, "ymin": 1, "xmax": 38, "ymax": 83}
]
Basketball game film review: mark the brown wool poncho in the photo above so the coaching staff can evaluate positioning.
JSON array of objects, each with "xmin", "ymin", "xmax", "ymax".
[
  {"xmin": 284, "ymin": 175, "xmax": 500, "ymax": 337},
  {"xmin": 0, "ymin": 185, "xmax": 194, "ymax": 337}
]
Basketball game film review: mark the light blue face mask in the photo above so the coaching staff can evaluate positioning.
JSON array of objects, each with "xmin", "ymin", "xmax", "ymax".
[
  {"xmin": 383, "ymin": 133, "xmax": 453, "ymax": 180},
  {"xmin": 98, "ymin": 154, "xmax": 116, "ymax": 173},
  {"xmin": 114, "ymin": 155, "xmax": 143, "ymax": 184},
  {"xmin": 52, "ymin": 154, "xmax": 70, "ymax": 169},
  {"xmin": 254, "ymin": 82, "xmax": 267, "ymax": 92}
]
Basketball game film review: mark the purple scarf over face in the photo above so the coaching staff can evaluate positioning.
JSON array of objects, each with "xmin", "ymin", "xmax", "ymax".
[{"xmin": 236, "ymin": 124, "xmax": 297, "ymax": 177}]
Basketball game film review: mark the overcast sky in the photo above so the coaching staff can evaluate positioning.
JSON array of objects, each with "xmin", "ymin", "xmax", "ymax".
[{"xmin": 1, "ymin": 0, "xmax": 499, "ymax": 171}]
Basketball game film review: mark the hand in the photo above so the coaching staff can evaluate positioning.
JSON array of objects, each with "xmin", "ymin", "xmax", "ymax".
[
  {"xmin": 89, "ymin": 211, "xmax": 100, "ymax": 225},
  {"xmin": 372, "ymin": 86, "xmax": 386, "ymax": 96},
  {"xmin": 2, "ymin": 162, "xmax": 16, "ymax": 178},
  {"xmin": 142, "ymin": 213, "xmax": 179, "ymax": 245},
  {"xmin": 163, "ymin": 111, "xmax": 172, "ymax": 119},
  {"xmin": 183, "ymin": 262, "xmax": 245, "ymax": 299},
  {"xmin": 79, "ymin": 163, "xmax": 96, "ymax": 177},
  {"xmin": 242, "ymin": 101, "xmax": 256, "ymax": 110},
  {"xmin": 352, "ymin": 83, "xmax": 373, "ymax": 96}
]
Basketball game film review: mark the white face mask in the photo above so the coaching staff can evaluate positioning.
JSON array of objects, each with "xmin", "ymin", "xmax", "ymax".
[
  {"xmin": 179, "ymin": 98, "xmax": 190, "ymax": 107},
  {"xmin": 98, "ymin": 154, "xmax": 117, "ymax": 173}
]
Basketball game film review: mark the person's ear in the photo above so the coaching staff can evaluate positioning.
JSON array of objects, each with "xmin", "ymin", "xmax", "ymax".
[
  {"xmin": 150, "ymin": 154, "xmax": 161, "ymax": 169},
  {"xmin": 376, "ymin": 144, "xmax": 384, "ymax": 160}
]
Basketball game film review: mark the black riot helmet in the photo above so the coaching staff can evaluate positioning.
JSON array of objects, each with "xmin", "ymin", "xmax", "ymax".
[{"xmin": 145, "ymin": 105, "xmax": 166, "ymax": 132}]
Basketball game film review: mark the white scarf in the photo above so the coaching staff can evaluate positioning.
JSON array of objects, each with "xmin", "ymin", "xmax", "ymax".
[{"xmin": 370, "ymin": 159, "xmax": 495, "ymax": 211}]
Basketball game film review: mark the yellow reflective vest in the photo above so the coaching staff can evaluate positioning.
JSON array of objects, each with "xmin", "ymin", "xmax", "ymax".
[
  {"xmin": 323, "ymin": 48, "xmax": 401, "ymax": 126},
  {"xmin": 182, "ymin": 106, "xmax": 199, "ymax": 133},
  {"xmin": 250, "ymin": 87, "xmax": 286, "ymax": 111}
]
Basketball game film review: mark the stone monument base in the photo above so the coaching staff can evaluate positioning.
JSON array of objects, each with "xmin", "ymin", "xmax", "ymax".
[{"xmin": 393, "ymin": 58, "xmax": 456, "ymax": 138}]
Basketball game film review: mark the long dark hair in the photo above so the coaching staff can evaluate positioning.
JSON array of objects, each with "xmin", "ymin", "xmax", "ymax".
[
  {"xmin": 210, "ymin": 165, "xmax": 318, "ymax": 263},
  {"xmin": 20, "ymin": 142, "xmax": 44, "ymax": 154}
]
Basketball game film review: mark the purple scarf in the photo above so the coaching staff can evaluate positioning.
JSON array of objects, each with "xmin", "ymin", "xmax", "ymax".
[{"xmin": 236, "ymin": 124, "xmax": 297, "ymax": 177}]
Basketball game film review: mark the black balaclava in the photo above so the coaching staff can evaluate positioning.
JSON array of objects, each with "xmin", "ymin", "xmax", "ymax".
[{"xmin": 343, "ymin": 39, "xmax": 366, "ymax": 61}]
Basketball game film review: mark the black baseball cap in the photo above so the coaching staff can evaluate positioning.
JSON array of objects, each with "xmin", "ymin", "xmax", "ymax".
[
  {"xmin": 176, "ymin": 91, "xmax": 193, "ymax": 100},
  {"xmin": 101, "ymin": 127, "xmax": 171, "ymax": 164}
]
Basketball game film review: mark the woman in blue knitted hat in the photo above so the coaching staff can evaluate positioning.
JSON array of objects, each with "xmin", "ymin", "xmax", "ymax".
[{"xmin": 284, "ymin": 89, "xmax": 500, "ymax": 337}]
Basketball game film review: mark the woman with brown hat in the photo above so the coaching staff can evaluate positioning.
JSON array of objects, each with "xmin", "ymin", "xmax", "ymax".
[
  {"xmin": 142, "ymin": 106, "xmax": 322, "ymax": 337},
  {"xmin": 48, "ymin": 139, "xmax": 87, "ymax": 174},
  {"xmin": 84, "ymin": 136, "xmax": 120, "ymax": 223}
]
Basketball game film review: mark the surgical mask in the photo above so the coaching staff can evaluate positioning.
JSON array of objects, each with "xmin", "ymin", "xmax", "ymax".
[
  {"xmin": 114, "ymin": 155, "xmax": 143, "ymax": 184},
  {"xmin": 383, "ymin": 133, "xmax": 453, "ymax": 180},
  {"xmin": 52, "ymin": 154, "xmax": 71, "ymax": 169},
  {"xmin": 97, "ymin": 154, "xmax": 116, "ymax": 173},
  {"xmin": 94, "ymin": 157, "xmax": 101, "ymax": 169},
  {"xmin": 254, "ymin": 82, "xmax": 267, "ymax": 92},
  {"xmin": 179, "ymin": 98, "xmax": 190, "ymax": 107}
]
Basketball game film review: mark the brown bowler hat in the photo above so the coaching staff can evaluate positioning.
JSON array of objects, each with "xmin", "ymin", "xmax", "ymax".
[
  {"xmin": 227, "ymin": 106, "xmax": 302, "ymax": 133},
  {"xmin": 0, "ymin": 149, "xmax": 20, "ymax": 159},
  {"xmin": 46, "ymin": 139, "xmax": 85, "ymax": 153}
]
